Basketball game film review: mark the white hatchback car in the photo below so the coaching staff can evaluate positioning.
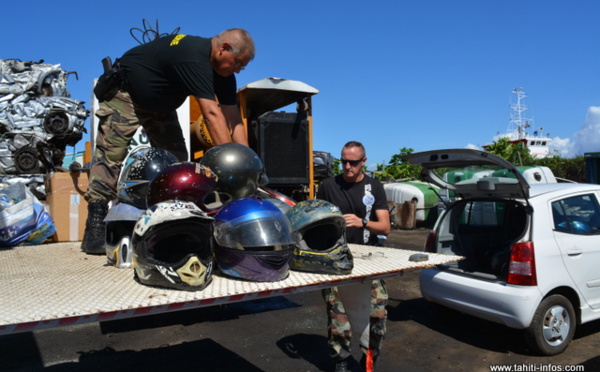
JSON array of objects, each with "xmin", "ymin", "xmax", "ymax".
[{"xmin": 404, "ymin": 149, "xmax": 600, "ymax": 355}]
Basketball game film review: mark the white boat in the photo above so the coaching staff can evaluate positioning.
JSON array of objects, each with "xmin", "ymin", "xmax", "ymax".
[{"xmin": 494, "ymin": 87, "xmax": 552, "ymax": 158}]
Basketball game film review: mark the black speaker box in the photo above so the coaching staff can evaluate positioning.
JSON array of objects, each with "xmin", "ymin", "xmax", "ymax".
[{"xmin": 249, "ymin": 111, "xmax": 309, "ymax": 185}]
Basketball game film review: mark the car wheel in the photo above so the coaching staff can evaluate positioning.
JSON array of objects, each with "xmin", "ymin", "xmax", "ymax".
[{"xmin": 524, "ymin": 294, "xmax": 576, "ymax": 356}]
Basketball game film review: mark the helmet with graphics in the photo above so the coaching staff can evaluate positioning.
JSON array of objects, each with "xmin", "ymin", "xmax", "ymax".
[
  {"xmin": 117, "ymin": 147, "xmax": 179, "ymax": 209},
  {"xmin": 213, "ymin": 196, "xmax": 294, "ymax": 282},
  {"xmin": 146, "ymin": 161, "xmax": 218, "ymax": 211},
  {"xmin": 131, "ymin": 200, "xmax": 214, "ymax": 291},
  {"xmin": 199, "ymin": 143, "xmax": 268, "ymax": 200},
  {"xmin": 285, "ymin": 199, "xmax": 353, "ymax": 275}
]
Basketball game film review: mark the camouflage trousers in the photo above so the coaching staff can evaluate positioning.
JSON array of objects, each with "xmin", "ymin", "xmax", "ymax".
[
  {"xmin": 322, "ymin": 279, "xmax": 388, "ymax": 361},
  {"xmin": 84, "ymin": 90, "xmax": 189, "ymax": 202}
]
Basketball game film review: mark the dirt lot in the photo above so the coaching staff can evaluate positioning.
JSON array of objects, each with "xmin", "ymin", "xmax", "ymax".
[{"xmin": 2, "ymin": 228, "xmax": 600, "ymax": 371}]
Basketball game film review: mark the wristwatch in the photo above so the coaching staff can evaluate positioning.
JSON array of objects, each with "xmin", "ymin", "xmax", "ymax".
[{"xmin": 362, "ymin": 218, "xmax": 368, "ymax": 228}]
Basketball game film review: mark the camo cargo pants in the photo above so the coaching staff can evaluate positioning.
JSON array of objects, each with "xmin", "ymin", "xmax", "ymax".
[
  {"xmin": 84, "ymin": 90, "xmax": 189, "ymax": 202},
  {"xmin": 322, "ymin": 279, "xmax": 388, "ymax": 361}
]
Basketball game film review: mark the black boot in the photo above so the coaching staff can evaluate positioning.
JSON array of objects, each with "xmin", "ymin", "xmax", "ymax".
[
  {"xmin": 81, "ymin": 200, "xmax": 108, "ymax": 255},
  {"xmin": 334, "ymin": 359, "xmax": 349, "ymax": 372}
]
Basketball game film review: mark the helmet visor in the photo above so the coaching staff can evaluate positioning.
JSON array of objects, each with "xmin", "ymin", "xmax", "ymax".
[{"xmin": 214, "ymin": 210, "xmax": 294, "ymax": 250}]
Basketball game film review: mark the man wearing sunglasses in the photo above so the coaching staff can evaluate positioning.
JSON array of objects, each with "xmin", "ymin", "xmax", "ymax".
[
  {"xmin": 81, "ymin": 28, "xmax": 255, "ymax": 255},
  {"xmin": 317, "ymin": 141, "xmax": 391, "ymax": 372}
]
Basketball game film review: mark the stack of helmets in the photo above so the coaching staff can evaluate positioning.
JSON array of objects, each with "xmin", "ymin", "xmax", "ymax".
[
  {"xmin": 131, "ymin": 200, "xmax": 215, "ymax": 291},
  {"xmin": 107, "ymin": 147, "xmax": 179, "ymax": 267},
  {"xmin": 213, "ymin": 196, "xmax": 295, "ymax": 282},
  {"xmin": 285, "ymin": 199, "xmax": 353, "ymax": 275}
]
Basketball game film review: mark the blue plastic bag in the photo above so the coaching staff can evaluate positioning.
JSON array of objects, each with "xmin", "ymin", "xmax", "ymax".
[{"xmin": 0, "ymin": 183, "xmax": 56, "ymax": 247}]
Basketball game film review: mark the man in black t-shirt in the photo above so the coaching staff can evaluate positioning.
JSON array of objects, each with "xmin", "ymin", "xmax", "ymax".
[
  {"xmin": 317, "ymin": 141, "xmax": 390, "ymax": 372},
  {"xmin": 81, "ymin": 28, "xmax": 255, "ymax": 254}
]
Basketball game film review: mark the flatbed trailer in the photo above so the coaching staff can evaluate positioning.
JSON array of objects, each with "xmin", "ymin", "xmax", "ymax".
[{"xmin": 0, "ymin": 242, "xmax": 460, "ymax": 335}]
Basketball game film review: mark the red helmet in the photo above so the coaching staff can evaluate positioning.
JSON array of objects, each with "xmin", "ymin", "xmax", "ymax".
[{"xmin": 146, "ymin": 162, "xmax": 218, "ymax": 210}]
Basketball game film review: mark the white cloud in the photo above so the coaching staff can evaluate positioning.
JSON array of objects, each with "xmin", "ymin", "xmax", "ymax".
[
  {"xmin": 548, "ymin": 136, "xmax": 573, "ymax": 157},
  {"xmin": 465, "ymin": 143, "xmax": 481, "ymax": 150},
  {"xmin": 549, "ymin": 106, "xmax": 600, "ymax": 157},
  {"xmin": 573, "ymin": 106, "xmax": 600, "ymax": 155}
]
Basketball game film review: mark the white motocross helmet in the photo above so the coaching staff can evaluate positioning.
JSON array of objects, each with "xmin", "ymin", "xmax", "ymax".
[{"xmin": 131, "ymin": 200, "xmax": 215, "ymax": 291}]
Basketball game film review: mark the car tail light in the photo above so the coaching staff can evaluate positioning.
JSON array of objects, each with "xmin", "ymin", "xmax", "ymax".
[
  {"xmin": 424, "ymin": 230, "xmax": 436, "ymax": 253},
  {"xmin": 507, "ymin": 241, "xmax": 537, "ymax": 286}
]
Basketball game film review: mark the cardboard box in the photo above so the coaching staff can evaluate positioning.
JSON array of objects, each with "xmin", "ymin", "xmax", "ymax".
[{"xmin": 45, "ymin": 172, "xmax": 89, "ymax": 242}]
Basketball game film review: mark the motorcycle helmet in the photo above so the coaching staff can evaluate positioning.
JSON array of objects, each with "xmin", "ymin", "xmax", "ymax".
[
  {"xmin": 285, "ymin": 199, "xmax": 353, "ymax": 275},
  {"xmin": 213, "ymin": 196, "xmax": 294, "ymax": 282},
  {"xmin": 146, "ymin": 162, "xmax": 218, "ymax": 211},
  {"xmin": 199, "ymin": 143, "xmax": 268, "ymax": 200},
  {"xmin": 117, "ymin": 147, "xmax": 179, "ymax": 209},
  {"xmin": 131, "ymin": 200, "xmax": 215, "ymax": 291},
  {"xmin": 256, "ymin": 187, "xmax": 297, "ymax": 214},
  {"xmin": 105, "ymin": 202, "xmax": 145, "ymax": 268}
]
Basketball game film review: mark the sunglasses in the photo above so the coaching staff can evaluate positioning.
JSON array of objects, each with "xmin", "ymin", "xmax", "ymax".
[{"xmin": 341, "ymin": 158, "xmax": 364, "ymax": 166}]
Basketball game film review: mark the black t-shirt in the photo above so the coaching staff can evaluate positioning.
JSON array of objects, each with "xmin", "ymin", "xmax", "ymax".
[
  {"xmin": 119, "ymin": 34, "xmax": 237, "ymax": 113},
  {"xmin": 316, "ymin": 174, "xmax": 388, "ymax": 245}
]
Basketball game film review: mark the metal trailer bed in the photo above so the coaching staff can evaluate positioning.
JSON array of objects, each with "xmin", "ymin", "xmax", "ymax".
[{"xmin": 0, "ymin": 242, "xmax": 460, "ymax": 335}]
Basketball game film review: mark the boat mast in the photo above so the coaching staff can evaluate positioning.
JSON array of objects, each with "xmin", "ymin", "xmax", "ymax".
[
  {"xmin": 507, "ymin": 87, "xmax": 530, "ymax": 140},
  {"xmin": 501, "ymin": 87, "xmax": 551, "ymax": 158}
]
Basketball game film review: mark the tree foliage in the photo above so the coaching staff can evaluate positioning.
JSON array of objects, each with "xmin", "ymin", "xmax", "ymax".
[
  {"xmin": 485, "ymin": 138, "xmax": 586, "ymax": 182},
  {"xmin": 535, "ymin": 155, "xmax": 586, "ymax": 182},
  {"xmin": 372, "ymin": 147, "xmax": 422, "ymax": 182},
  {"xmin": 484, "ymin": 137, "xmax": 535, "ymax": 165},
  {"xmin": 332, "ymin": 158, "xmax": 342, "ymax": 176}
]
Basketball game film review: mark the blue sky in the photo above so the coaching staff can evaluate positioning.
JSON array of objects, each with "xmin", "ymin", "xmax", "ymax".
[{"xmin": 2, "ymin": 1, "xmax": 599, "ymax": 169}]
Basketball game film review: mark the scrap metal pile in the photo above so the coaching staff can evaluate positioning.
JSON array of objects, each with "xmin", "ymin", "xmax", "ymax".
[{"xmin": 0, "ymin": 59, "xmax": 89, "ymax": 174}]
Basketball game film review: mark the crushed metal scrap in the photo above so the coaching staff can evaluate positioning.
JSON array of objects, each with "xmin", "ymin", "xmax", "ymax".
[{"xmin": 0, "ymin": 59, "xmax": 89, "ymax": 175}]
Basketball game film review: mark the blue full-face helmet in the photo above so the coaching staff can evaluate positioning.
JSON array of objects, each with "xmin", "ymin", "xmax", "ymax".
[{"xmin": 213, "ymin": 196, "xmax": 294, "ymax": 282}]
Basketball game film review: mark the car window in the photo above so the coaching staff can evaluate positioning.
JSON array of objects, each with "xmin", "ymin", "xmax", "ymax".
[
  {"xmin": 461, "ymin": 201, "xmax": 499, "ymax": 226},
  {"xmin": 552, "ymin": 194, "xmax": 600, "ymax": 235}
]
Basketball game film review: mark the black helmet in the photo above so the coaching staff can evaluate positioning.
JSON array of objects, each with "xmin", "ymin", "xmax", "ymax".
[
  {"xmin": 199, "ymin": 143, "xmax": 268, "ymax": 200},
  {"xmin": 146, "ymin": 162, "xmax": 218, "ymax": 211},
  {"xmin": 285, "ymin": 199, "xmax": 353, "ymax": 275},
  {"xmin": 131, "ymin": 200, "xmax": 214, "ymax": 291},
  {"xmin": 213, "ymin": 196, "xmax": 294, "ymax": 282},
  {"xmin": 117, "ymin": 147, "xmax": 179, "ymax": 209}
]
